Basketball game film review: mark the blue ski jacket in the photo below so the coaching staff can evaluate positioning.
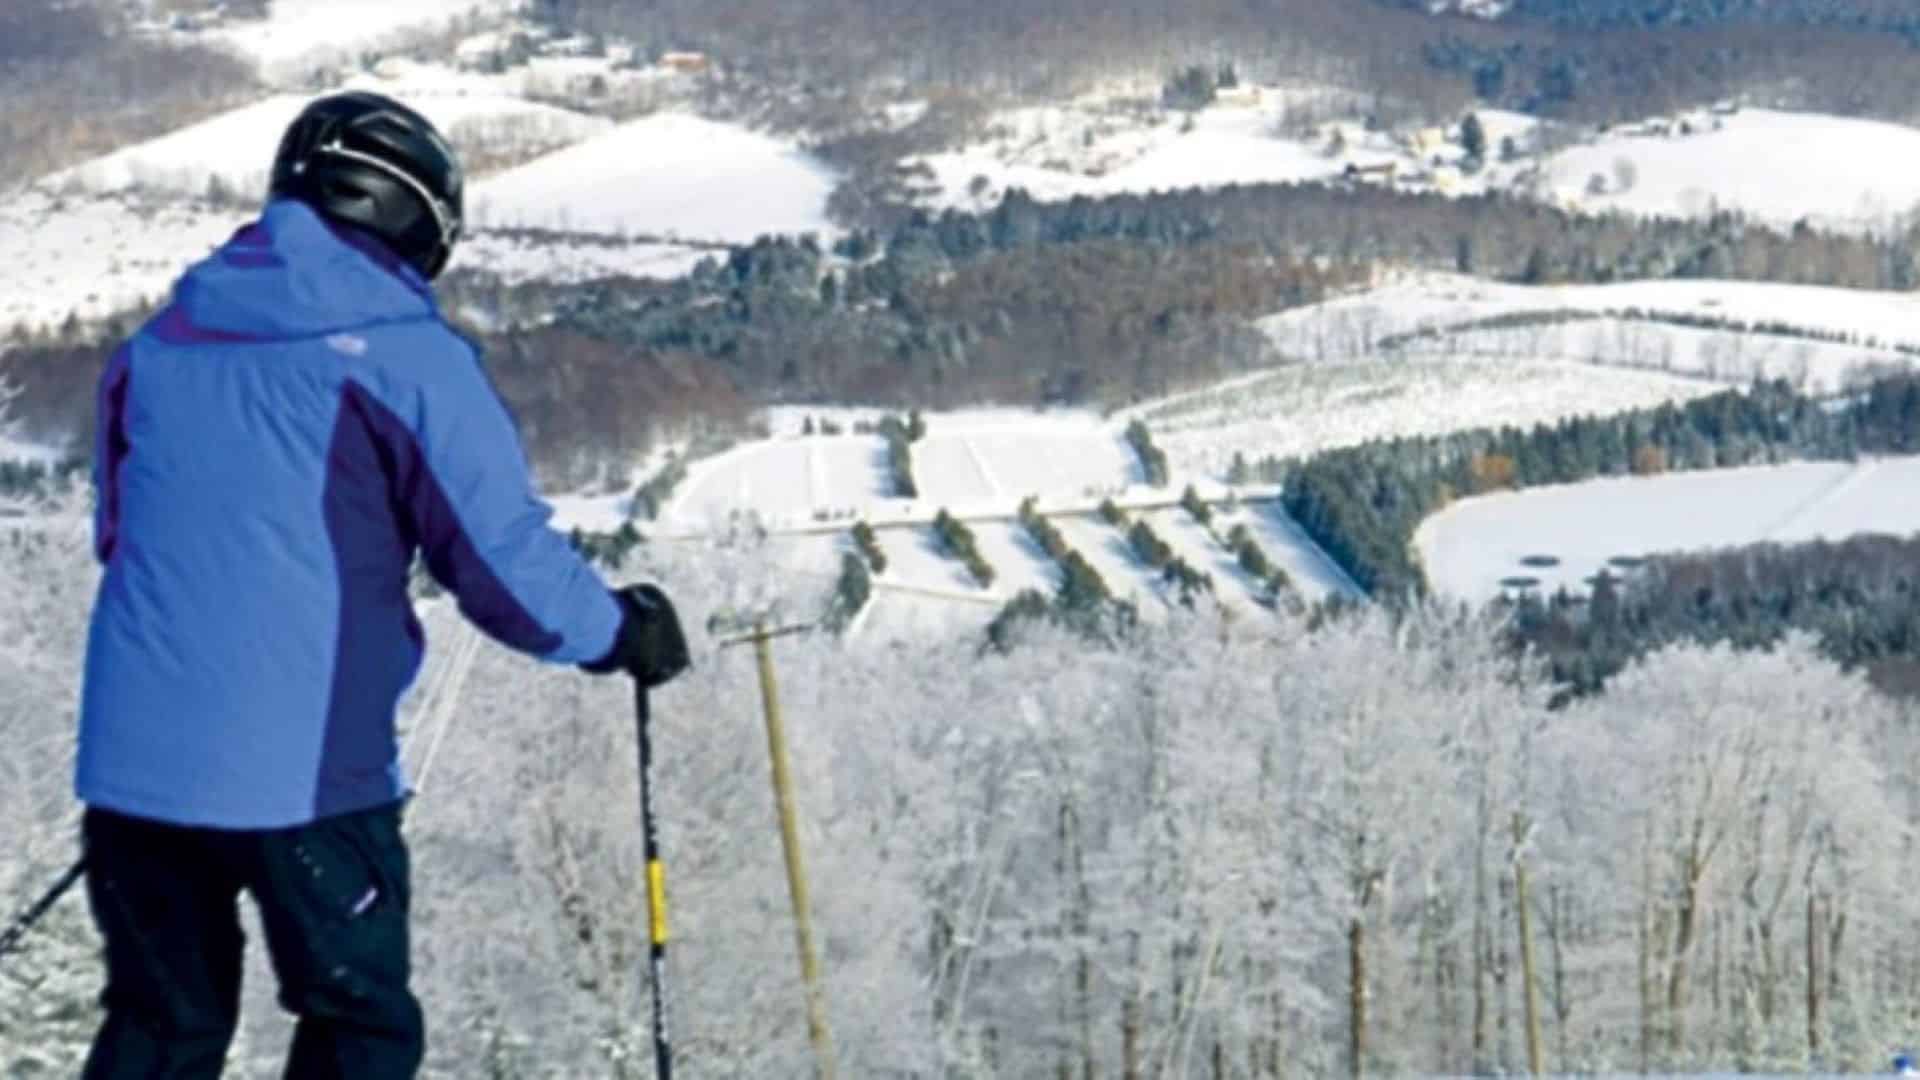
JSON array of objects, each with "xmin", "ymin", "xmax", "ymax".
[{"xmin": 77, "ymin": 198, "xmax": 621, "ymax": 829}]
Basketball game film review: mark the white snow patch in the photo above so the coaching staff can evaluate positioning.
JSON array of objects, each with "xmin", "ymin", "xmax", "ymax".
[
  {"xmin": 0, "ymin": 191, "xmax": 247, "ymax": 331},
  {"xmin": 1540, "ymin": 109, "xmax": 1920, "ymax": 233},
  {"xmin": 473, "ymin": 113, "xmax": 841, "ymax": 244},
  {"xmin": 1415, "ymin": 457, "xmax": 1920, "ymax": 603}
]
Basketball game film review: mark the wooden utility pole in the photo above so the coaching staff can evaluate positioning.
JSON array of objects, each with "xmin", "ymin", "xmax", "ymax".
[
  {"xmin": 724, "ymin": 619, "xmax": 837, "ymax": 1080},
  {"xmin": 1512, "ymin": 813, "xmax": 1545, "ymax": 1077}
]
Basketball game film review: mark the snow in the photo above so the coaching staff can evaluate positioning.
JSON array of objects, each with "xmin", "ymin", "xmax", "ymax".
[
  {"xmin": 0, "ymin": 190, "xmax": 703, "ymax": 334},
  {"xmin": 0, "ymin": 190, "xmax": 246, "ymax": 331},
  {"xmin": 1141, "ymin": 507, "xmax": 1251, "ymax": 604},
  {"xmin": 872, "ymin": 524, "xmax": 982, "ymax": 594},
  {"xmin": 472, "ymin": 113, "xmax": 841, "ymax": 244},
  {"xmin": 664, "ymin": 435, "xmax": 895, "ymax": 531},
  {"xmin": 1264, "ymin": 273, "xmax": 1920, "ymax": 361},
  {"xmin": 43, "ymin": 86, "xmax": 608, "ymax": 200},
  {"xmin": 968, "ymin": 521, "xmax": 1062, "ymax": 598},
  {"xmin": 0, "ymin": 434, "xmax": 66, "ymax": 467},
  {"xmin": 912, "ymin": 98, "xmax": 1353, "ymax": 210},
  {"xmin": 545, "ymin": 492, "xmax": 632, "ymax": 534},
  {"xmin": 1134, "ymin": 357, "xmax": 1720, "ymax": 481},
  {"xmin": 200, "ymin": 0, "xmax": 521, "ymax": 83},
  {"xmin": 1258, "ymin": 272, "xmax": 1920, "ymax": 393},
  {"xmin": 1213, "ymin": 502, "xmax": 1363, "ymax": 600},
  {"xmin": 1406, "ymin": 318, "xmax": 1907, "ymax": 393},
  {"xmin": 955, "ymin": 419, "xmax": 1141, "ymax": 501},
  {"xmin": 1415, "ymin": 457, "xmax": 1920, "ymax": 603},
  {"xmin": 1051, "ymin": 513, "xmax": 1171, "ymax": 614},
  {"xmin": 1540, "ymin": 109, "xmax": 1920, "ymax": 233}
]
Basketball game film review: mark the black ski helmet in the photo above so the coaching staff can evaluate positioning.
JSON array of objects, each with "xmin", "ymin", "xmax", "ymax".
[{"xmin": 269, "ymin": 91, "xmax": 464, "ymax": 280}]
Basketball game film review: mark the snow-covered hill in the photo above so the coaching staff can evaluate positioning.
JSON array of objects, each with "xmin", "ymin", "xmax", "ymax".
[
  {"xmin": 1539, "ymin": 108, "xmax": 1920, "ymax": 232},
  {"xmin": 472, "ymin": 113, "xmax": 841, "ymax": 244},
  {"xmin": 44, "ymin": 86, "xmax": 609, "ymax": 201}
]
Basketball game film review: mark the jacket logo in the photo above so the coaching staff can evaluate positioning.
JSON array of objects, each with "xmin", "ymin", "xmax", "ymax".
[{"xmin": 326, "ymin": 334, "xmax": 368, "ymax": 357}]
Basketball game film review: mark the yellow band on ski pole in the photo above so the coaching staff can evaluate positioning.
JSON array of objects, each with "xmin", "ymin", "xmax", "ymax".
[{"xmin": 647, "ymin": 860, "xmax": 668, "ymax": 944}]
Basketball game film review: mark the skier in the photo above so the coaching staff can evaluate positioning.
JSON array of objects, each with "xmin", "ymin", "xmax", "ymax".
[{"xmin": 75, "ymin": 91, "xmax": 689, "ymax": 1077}]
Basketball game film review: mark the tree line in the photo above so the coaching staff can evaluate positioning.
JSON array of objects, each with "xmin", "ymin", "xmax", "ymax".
[
  {"xmin": 1272, "ymin": 374, "xmax": 1918, "ymax": 599},
  {"xmin": 1511, "ymin": 527, "xmax": 1920, "ymax": 701}
]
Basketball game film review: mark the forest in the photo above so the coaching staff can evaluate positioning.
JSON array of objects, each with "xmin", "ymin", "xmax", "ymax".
[
  {"xmin": 5, "ymin": 510, "xmax": 1918, "ymax": 1076},
  {"xmin": 538, "ymin": 0, "xmax": 1920, "ymax": 126},
  {"xmin": 0, "ymin": 1, "xmax": 257, "ymax": 188},
  {"xmin": 1511, "ymin": 529, "xmax": 1920, "ymax": 701}
]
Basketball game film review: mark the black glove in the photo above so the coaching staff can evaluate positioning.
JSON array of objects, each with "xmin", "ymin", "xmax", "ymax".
[{"xmin": 582, "ymin": 584, "xmax": 691, "ymax": 687}]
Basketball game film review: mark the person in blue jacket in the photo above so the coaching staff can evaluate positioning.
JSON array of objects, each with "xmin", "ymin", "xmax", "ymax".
[{"xmin": 75, "ymin": 91, "xmax": 689, "ymax": 1078}]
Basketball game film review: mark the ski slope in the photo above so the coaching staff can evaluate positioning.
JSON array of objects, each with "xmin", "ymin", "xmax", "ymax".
[
  {"xmin": 1542, "ymin": 109, "xmax": 1920, "ymax": 233},
  {"xmin": 1415, "ymin": 457, "xmax": 1920, "ymax": 603},
  {"xmin": 473, "ymin": 113, "xmax": 841, "ymax": 244}
]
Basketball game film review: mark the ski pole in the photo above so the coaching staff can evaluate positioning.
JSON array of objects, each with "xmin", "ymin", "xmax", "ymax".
[
  {"xmin": 634, "ymin": 679, "xmax": 673, "ymax": 1079},
  {"xmin": 0, "ymin": 857, "xmax": 86, "ymax": 961}
]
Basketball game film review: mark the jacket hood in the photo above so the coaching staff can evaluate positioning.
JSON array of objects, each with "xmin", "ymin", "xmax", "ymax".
[{"xmin": 168, "ymin": 199, "xmax": 436, "ymax": 341}]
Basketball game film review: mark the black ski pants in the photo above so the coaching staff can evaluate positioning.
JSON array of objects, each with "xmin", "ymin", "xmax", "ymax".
[{"xmin": 79, "ymin": 801, "xmax": 424, "ymax": 1079}]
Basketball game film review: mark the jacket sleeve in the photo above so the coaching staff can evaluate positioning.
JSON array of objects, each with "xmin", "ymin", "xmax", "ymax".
[
  {"xmin": 384, "ymin": 343, "xmax": 620, "ymax": 664},
  {"xmin": 92, "ymin": 345, "xmax": 132, "ymax": 564}
]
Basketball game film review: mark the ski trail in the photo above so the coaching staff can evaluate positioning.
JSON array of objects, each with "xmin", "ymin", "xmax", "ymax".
[
  {"xmin": 1759, "ymin": 460, "xmax": 1877, "ymax": 542},
  {"xmin": 960, "ymin": 436, "xmax": 1003, "ymax": 498}
]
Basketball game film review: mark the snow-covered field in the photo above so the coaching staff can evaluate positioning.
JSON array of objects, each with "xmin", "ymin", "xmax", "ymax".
[
  {"xmin": 1400, "ymin": 318, "xmax": 1907, "ymax": 392},
  {"xmin": 907, "ymin": 92, "xmax": 1535, "ymax": 210},
  {"xmin": 1415, "ymin": 457, "xmax": 1920, "ymax": 603},
  {"xmin": 1541, "ymin": 108, "xmax": 1920, "ymax": 233},
  {"xmin": 1132, "ymin": 357, "xmax": 1721, "ymax": 481},
  {"xmin": 1263, "ymin": 273, "xmax": 1920, "ymax": 360},
  {"xmin": 0, "ymin": 191, "xmax": 245, "ymax": 330},
  {"xmin": 1257, "ymin": 273, "xmax": 1920, "ymax": 394},
  {"xmin": 472, "ymin": 113, "xmax": 840, "ymax": 244},
  {"xmin": 662, "ymin": 412, "xmax": 1145, "ymax": 532}
]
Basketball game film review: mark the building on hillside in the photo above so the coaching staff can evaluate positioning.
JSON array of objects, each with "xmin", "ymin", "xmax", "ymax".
[
  {"xmin": 1404, "ymin": 126, "xmax": 1448, "ymax": 156},
  {"xmin": 1213, "ymin": 84, "xmax": 1263, "ymax": 108},
  {"xmin": 659, "ymin": 51, "xmax": 710, "ymax": 74},
  {"xmin": 1342, "ymin": 160, "xmax": 1398, "ymax": 184}
]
